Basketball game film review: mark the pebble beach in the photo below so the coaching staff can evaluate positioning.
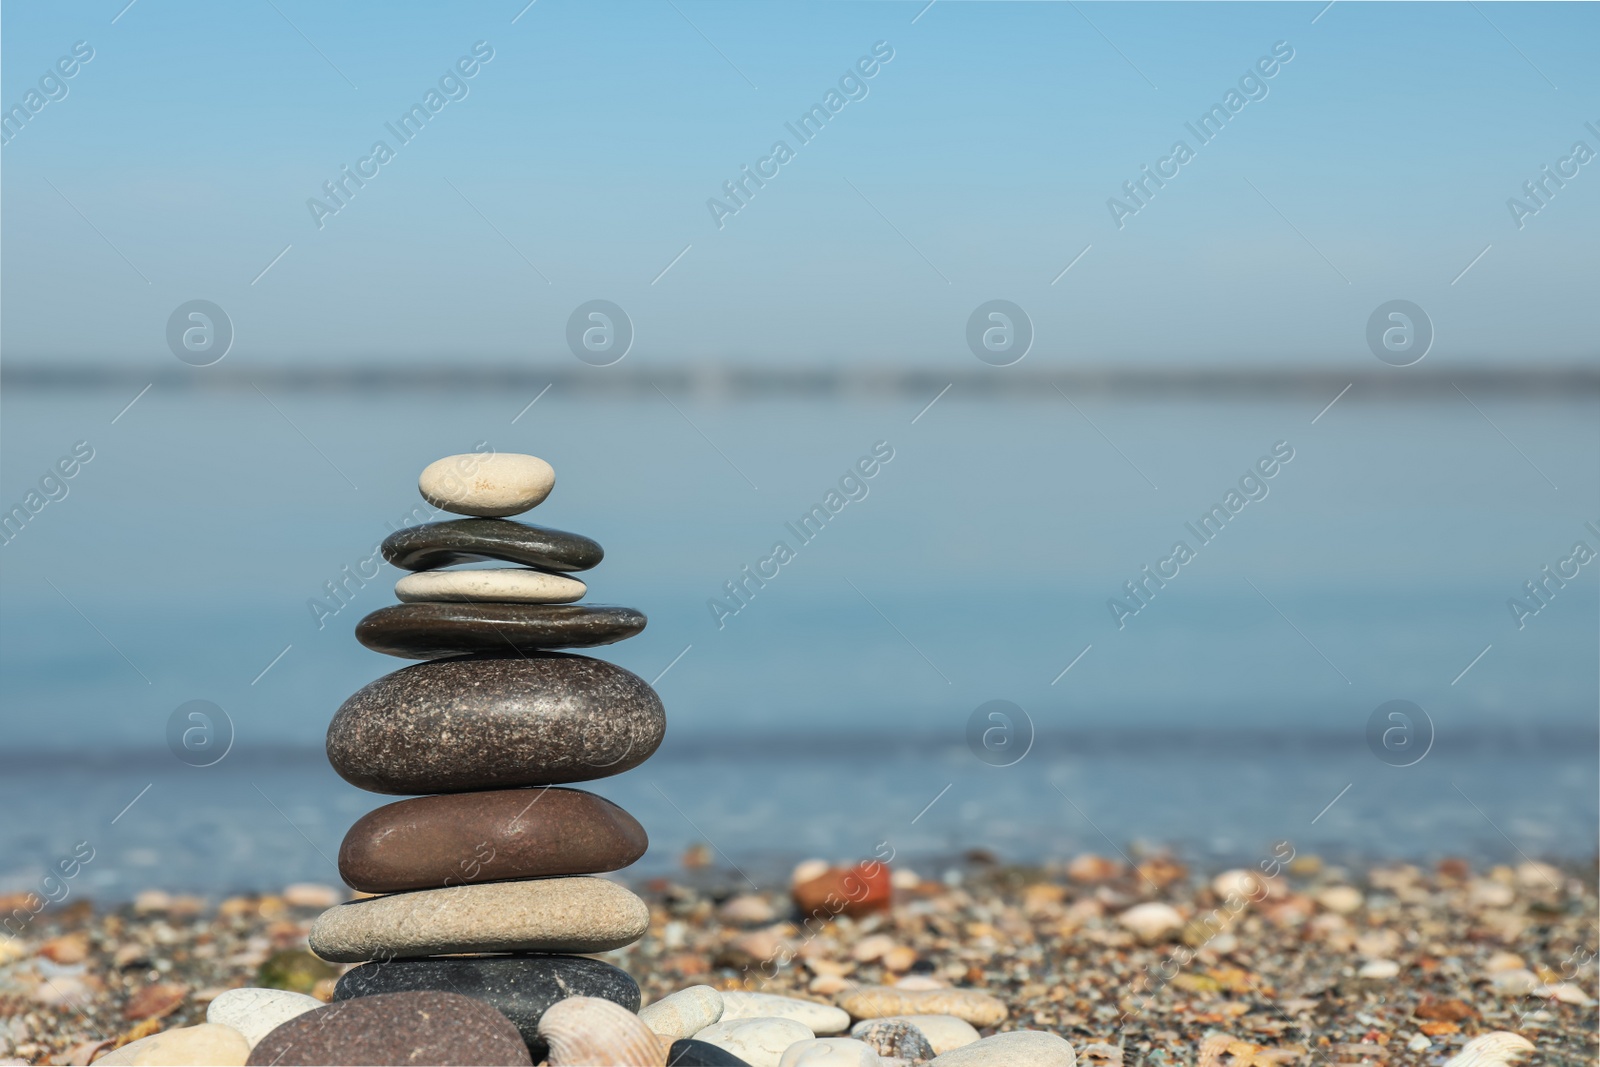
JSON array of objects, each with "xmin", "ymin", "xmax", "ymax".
[{"xmin": 1, "ymin": 853, "xmax": 1594, "ymax": 1065}]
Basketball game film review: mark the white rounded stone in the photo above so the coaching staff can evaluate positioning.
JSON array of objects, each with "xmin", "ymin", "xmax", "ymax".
[
  {"xmin": 722, "ymin": 991, "xmax": 851, "ymax": 1034},
  {"xmin": 852, "ymin": 1015, "xmax": 980, "ymax": 1055},
  {"xmin": 1357, "ymin": 959, "xmax": 1401, "ymax": 980},
  {"xmin": 695, "ymin": 1017, "xmax": 815, "ymax": 1067},
  {"xmin": 206, "ymin": 987, "xmax": 324, "ymax": 1048},
  {"xmin": 419, "ymin": 452, "xmax": 555, "ymax": 517},
  {"xmin": 394, "ymin": 567, "xmax": 585, "ymax": 604},
  {"xmin": 640, "ymin": 984, "xmax": 725, "ymax": 1041},
  {"xmin": 929, "ymin": 1030, "xmax": 1077, "ymax": 1066},
  {"xmin": 779, "ymin": 1037, "xmax": 883, "ymax": 1066}
]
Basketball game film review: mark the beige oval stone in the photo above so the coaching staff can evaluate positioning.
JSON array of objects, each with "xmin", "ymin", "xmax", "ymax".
[
  {"xmin": 720, "ymin": 991, "xmax": 850, "ymax": 1034},
  {"xmin": 694, "ymin": 1018, "xmax": 814, "ymax": 1067},
  {"xmin": 420, "ymin": 453, "xmax": 555, "ymax": 517},
  {"xmin": 929, "ymin": 1030, "xmax": 1075, "ymax": 1066},
  {"xmin": 395, "ymin": 568, "xmax": 586, "ymax": 604},
  {"xmin": 852, "ymin": 1015, "xmax": 980, "ymax": 1054},
  {"xmin": 309, "ymin": 877, "xmax": 648, "ymax": 963},
  {"xmin": 839, "ymin": 987, "xmax": 1006, "ymax": 1029},
  {"xmin": 640, "ymin": 985, "xmax": 725, "ymax": 1041},
  {"xmin": 96, "ymin": 1023, "xmax": 250, "ymax": 1066},
  {"xmin": 778, "ymin": 1038, "xmax": 882, "ymax": 1066}
]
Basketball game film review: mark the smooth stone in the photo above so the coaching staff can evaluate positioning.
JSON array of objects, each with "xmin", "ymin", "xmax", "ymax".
[
  {"xmin": 98, "ymin": 1024, "xmax": 249, "ymax": 1066},
  {"xmin": 335, "ymin": 954, "xmax": 639, "ymax": 1055},
  {"xmin": 384, "ymin": 517, "xmax": 603, "ymax": 572},
  {"xmin": 205, "ymin": 988, "xmax": 323, "ymax": 1048},
  {"xmin": 395, "ymin": 567, "xmax": 586, "ymax": 604},
  {"xmin": 326, "ymin": 654, "xmax": 665, "ymax": 793},
  {"xmin": 309, "ymin": 877, "xmax": 649, "ymax": 962},
  {"xmin": 420, "ymin": 453, "xmax": 554, "ymax": 517},
  {"xmin": 853, "ymin": 1017, "xmax": 980, "ymax": 1055},
  {"xmin": 779, "ymin": 1038, "xmax": 883, "ymax": 1066},
  {"xmin": 694, "ymin": 1019, "xmax": 814, "ymax": 1067},
  {"xmin": 721, "ymin": 991, "xmax": 850, "ymax": 1035},
  {"xmin": 247, "ymin": 990, "xmax": 532, "ymax": 1066},
  {"xmin": 339, "ymin": 787, "xmax": 648, "ymax": 893},
  {"xmin": 670, "ymin": 1038, "xmax": 756, "ymax": 1066},
  {"xmin": 850, "ymin": 1019, "xmax": 936, "ymax": 1063},
  {"xmin": 356, "ymin": 602, "xmax": 646, "ymax": 659},
  {"xmin": 839, "ymin": 988, "xmax": 1006, "ymax": 1029},
  {"xmin": 642, "ymin": 985, "xmax": 725, "ymax": 1041},
  {"xmin": 928, "ymin": 1032, "xmax": 1076, "ymax": 1067}
]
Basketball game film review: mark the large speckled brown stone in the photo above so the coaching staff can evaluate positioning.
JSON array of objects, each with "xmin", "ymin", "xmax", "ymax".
[
  {"xmin": 326, "ymin": 654, "xmax": 664, "ymax": 794},
  {"xmin": 338, "ymin": 787, "xmax": 648, "ymax": 893},
  {"xmin": 245, "ymin": 990, "xmax": 532, "ymax": 1066},
  {"xmin": 308, "ymin": 877, "xmax": 650, "ymax": 961}
]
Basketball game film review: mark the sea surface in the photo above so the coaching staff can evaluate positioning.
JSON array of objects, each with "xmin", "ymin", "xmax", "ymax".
[{"xmin": 1, "ymin": 386, "xmax": 1595, "ymax": 898}]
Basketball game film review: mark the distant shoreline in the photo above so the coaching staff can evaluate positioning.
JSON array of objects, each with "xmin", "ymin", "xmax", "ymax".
[{"xmin": 5, "ymin": 362, "xmax": 1598, "ymax": 398}]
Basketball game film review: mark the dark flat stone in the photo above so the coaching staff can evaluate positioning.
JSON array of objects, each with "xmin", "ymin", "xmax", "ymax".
[
  {"xmin": 339, "ymin": 787, "xmax": 648, "ymax": 893},
  {"xmin": 383, "ymin": 518, "xmax": 603, "ymax": 572},
  {"xmin": 335, "ymin": 955, "xmax": 639, "ymax": 1058},
  {"xmin": 669, "ymin": 1038, "xmax": 756, "ymax": 1066},
  {"xmin": 327, "ymin": 653, "xmax": 665, "ymax": 794},
  {"xmin": 356, "ymin": 602, "xmax": 647, "ymax": 659},
  {"xmin": 247, "ymin": 990, "xmax": 531, "ymax": 1066}
]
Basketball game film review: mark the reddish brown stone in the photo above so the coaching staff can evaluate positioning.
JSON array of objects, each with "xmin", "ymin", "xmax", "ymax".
[
  {"xmin": 792, "ymin": 862, "xmax": 892, "ymax": 919},
  {"xmin": 338, "ymin": 787, "xmax": 648, "ymax": 893}
]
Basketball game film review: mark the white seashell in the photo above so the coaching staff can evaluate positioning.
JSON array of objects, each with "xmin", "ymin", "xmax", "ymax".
[
  {"xmin": 539, "ymin": 996, "xmax": 667, "ymax": 1066},
  {"xmin": 1079, "ymin": 1042, "xmax": 1125, "ymax": 1067},
  {"xmin": 1534, "ymin": 982, "xmax": 1595, "ymax": 1005},
  {"xmin": 1442, "ymin": 1031, "xmax": 1534, "ymax": 1067},
  {"xmin": 1196, "ymin": 1033, "xmax": 1233, "ymax": 1067},
  {"xmin": 640, "ymin": 985, "xmax": 725, "ymax": 1041},
  {"xmin": 1117, "ymin": 902, "xmax": 1185, "ymax": 942}
]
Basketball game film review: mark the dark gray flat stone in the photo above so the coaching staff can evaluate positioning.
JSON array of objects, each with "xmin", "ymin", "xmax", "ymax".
[
  {"xmin": 356, "ymin": 602, "xmax": 646, "ymax": 659},
  {"xmin": 326, "ymin": 653, "xmax": 665, "ymax": 793},
  {"xmin": 383, "ymin": 518, "xmax": 603, "ymax": 572},
  {"xmin": 334, "ymin": 955, "xmax": 639, "ymax": 1057}
]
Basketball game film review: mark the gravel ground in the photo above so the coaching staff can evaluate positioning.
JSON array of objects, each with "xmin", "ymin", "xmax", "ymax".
[{"xmin": 1, "ymin": 852, "xmax": 1593, "ymax": 1065}]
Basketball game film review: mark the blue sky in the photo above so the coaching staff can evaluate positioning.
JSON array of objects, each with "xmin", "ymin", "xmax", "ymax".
[{"xmin": 3, "ymin": 1, "xmax": 1596, "ymax": 366}]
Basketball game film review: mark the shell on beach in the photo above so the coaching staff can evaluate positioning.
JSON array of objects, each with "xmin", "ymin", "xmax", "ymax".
[
  {"xmin": 539, "ymin": 996, "xmax": 667, "ymax": 1067},
  {"xmin": 851, "ymin": 1018, "xmax": 936, "ymax": 1063},
  {"xmin": 1442, "ymin": 1032, "xmax": 1535, "ymax": 1067}
]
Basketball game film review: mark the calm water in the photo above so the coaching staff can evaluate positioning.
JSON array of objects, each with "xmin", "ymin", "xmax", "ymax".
[{"xmin": 1, "ymin": 388, "xmax": 1595, "ymax": 896}]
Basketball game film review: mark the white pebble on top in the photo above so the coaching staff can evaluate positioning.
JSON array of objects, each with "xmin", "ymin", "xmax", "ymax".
[{"xmin": 419, "ymin": 452, "xmax": 555, "ymax": 517}]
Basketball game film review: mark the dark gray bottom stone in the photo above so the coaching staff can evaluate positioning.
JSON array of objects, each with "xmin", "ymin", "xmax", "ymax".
[
  {"xmin": 333, "ymin": 953, "xmax": 639, "ymax": 1054},
  {"xmin": 668, "ymin": 1038, "xmax": 756, "ymax": 1066}
]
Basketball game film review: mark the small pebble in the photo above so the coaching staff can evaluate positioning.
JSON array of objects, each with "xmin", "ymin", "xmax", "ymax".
[
  {"xmin": 1317, "ymin": 886, "xmax": 1365, "ymax": 914},
  {"xmin": 853, "ymin": 1017, "xmax": 978, "ymax": 1056},
  {"xmin": 1357, "ymin": 959, "xmax": 1400, "ymax": 980},
  {"xmin": 97, "ymin": 1024, "xmax": 250, "ymax": 1066},
  {"xmin": 926, "ymin": 1031, "xmax": 1075, "ymax": 1066},
  {"xmin": 694, "ymin": 1017, "xmax": 815, "ymax": 1067},
  {"xmin": 395, "ymin": 567, "xmax": 586, "ymax": 604},
  {"xmin": 1116, "ymin": 902, "xmax": 1184, "ymax": 942},
  {"xmin": 778, "ymin": 1037, "xmax": 883, "ymax": 1066},
  {"xmin": 206, "ymin": 987, "xmax": 324, "ymax": 1048},
  {"xmin": 721, "ymin": 991, "xmax": 850, "ymax": 1034},
  {"xmin": 643, "ymin": 985, "xmax": 727, "ymax": 1041},
  {"xmin": 419, "ymin": 452, "xmax": 555, "ymax": 517},
  {"xmin": 839, "ymin": 988, "xmax": 1006, "ymax": 1029}
]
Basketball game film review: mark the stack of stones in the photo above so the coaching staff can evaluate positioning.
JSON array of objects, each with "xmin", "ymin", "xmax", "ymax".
[{"xmin": 306, "ymin": 452, "xmax": 667, "ymax": 1061}]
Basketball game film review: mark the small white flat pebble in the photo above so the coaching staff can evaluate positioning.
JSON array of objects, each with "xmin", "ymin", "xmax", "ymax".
[
  {"xmin": 696, "ymin": 1017, "xmax": 816, "ymax": 1067},
  {"xmin": 1357, "ymin": 959, "xmax": 1400, "ymax": 980},
  {"xmin": 1117, "ymin": 902, "xmax": 1184, "ymax": 942},
  {"xmin": 1317, "ymin": 886, "xmax": 1365, "ymax": 914},
  {"xmin": 419, "ymin": 452, "xmax": 554, "ymax": 517},
  {"xmin": 929, "ymin": 1030, "xmax": 1077, "ymax": 1067},
  {"xmin": 1407, "ymin": 1034, "xmax": 1432, "ymax": 1052},
  {"xmin": 722, "ymin": 992, "xmax": 851, "ymax": 1035},
  {"xmin": 853, "ymin": 1016, "xmax": 979, "ymax": 1055},
  {"xmin": 640, "ymin": 984, "xmax": 724, "ymax": 1040},
  {"xmin": 206, "ymin": 987, "xmax": 324, "ymax": 1048},
  {"xmin": 394, "ymin": 567, "xmax": 585, "ymax": 604},
  {"xmin": 779, "ymin": 1037, "xmax": 883, "ymax": 1066}
]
